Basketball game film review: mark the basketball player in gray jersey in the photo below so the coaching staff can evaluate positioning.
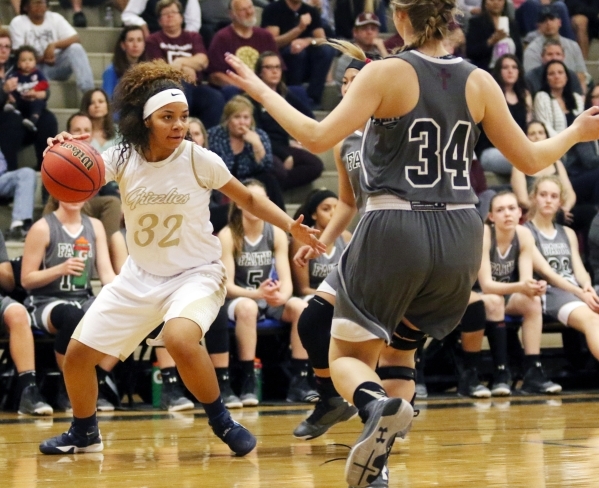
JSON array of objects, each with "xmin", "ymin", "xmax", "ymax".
[
  {"xmin": 525, "ymin": 176, "xmax": 599, "ymax": 365},
  {"xmin": 478, "ymin": 191, "xmax": 561, "ymax": 395},
  {"xmin": 224, "ymin": 0, "xmax": 599, "ymax": 481}
]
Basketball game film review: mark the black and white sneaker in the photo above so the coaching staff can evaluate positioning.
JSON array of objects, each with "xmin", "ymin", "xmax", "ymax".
[
  {"xmin": 345, "ymin": 397, "xmax": 413, "ymax": 488},
  {"xmin": 521, "ymin": 363, "xmax": 562, "ymax": 395},
  {"xmin": 160, "ymin": 381, "xmax": 194, "ymax": 412},
  {"xmin": 286, "ymin": 371, "xmax": 319, "ymax": 403},
  {"xmin": 96, "ymin": 391, "xmax": 115, "ymax": 412},
  {"xmin": 457, "ymin": 368, "xmax": 491, "ymax": 398},
  {"xmin": 39, "ymin": 424, "xmax": 103, "ymax": 455},
  {"xmin": 490, "ymin": 366, "xmax": 512, "ymax": 397},
  {"xmin": 239, "ymin": 373, "xmax": 259, "ymax": 407},
  {"xmin": 18, "ymin": 385, "xmax": 53, "ymax": 416},
  {"xmin": 364, "ymin": 461, "xmax": 389, "ymax": 488},
  {"xmin": 220, "ymin": 382, "xmax": 243, "ymax": 409},
  {"xmin": 293, "ymin": 395, "xmax": 357, "ymax": 440}
]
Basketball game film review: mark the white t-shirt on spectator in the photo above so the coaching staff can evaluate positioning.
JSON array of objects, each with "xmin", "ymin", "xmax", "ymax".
[{"xmin": 9, "ymin": 12, "xmax": 77, "ymax": 56}]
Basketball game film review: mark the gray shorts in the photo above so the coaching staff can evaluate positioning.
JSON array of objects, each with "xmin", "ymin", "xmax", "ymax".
[
  {"xmin": 542, "ymin": 286, "xmax": 585, "ymax": 325},
  {"xmin": 24, "ymin": 294, "xmax": 94, "ymax": 332},
  {"xmin": 224, "ymin": 297, "xmax": 284, "ymax": 322},
  {"xmin": 333, "ymin": 207, "xmax": 483, "ymax": 342},
  {"xmin": 316, "ymin": 268, "xmax": 340, "ymax": 297}
]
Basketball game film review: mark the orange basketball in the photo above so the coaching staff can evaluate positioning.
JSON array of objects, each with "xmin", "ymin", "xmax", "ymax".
[{"xmin": 42, "ymin": 140, "xmax": 105, "ymax": 203}]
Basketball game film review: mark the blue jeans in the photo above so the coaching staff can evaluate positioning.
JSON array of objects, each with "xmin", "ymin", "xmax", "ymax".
[
  {"xmin": 41, "ymin": 43, "xmax": 95, "ymax": 92},
  {"xmin": 280, "ymin": 44, "xmax": 336, "ymax": 106},
  {"xmin": 0, "ymin": 167, "xmax": 36, "ymax": 223},
  {"xmin": 480, "ymin": 147, "xmax": 514, "ymax": 176}
]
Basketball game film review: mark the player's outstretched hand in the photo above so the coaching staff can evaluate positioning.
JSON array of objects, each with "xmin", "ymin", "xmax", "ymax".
[
  {"xmin": 293, "ymin": 244, "xmax": 319, "ymax": 268},
  {"xmin": 290, "ymin": 215, "xmax": 326, "ymax": 255},
  {"xmin": 224, "ymin": 53, "xmax": 271, "ymax": 103},
  {"xmin": 44, "ymin": 131, "xmax": 90, "ymax": 156},
  {"xmin": 572, "ymin": 106, "xmax": 599, "ymax": 142}
]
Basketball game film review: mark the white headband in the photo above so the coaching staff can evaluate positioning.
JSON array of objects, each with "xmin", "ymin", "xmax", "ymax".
[{"xmin": 143, "ymin": 89, "xmax": 188, "ymax": 119}]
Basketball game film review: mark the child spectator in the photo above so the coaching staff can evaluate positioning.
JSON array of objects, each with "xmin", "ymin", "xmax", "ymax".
[{"xmin": 8, "ymin": 45, "xmax": 48, "ymax": 132}]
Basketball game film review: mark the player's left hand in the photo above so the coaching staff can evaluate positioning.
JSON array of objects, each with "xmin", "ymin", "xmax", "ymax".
[
  {"xmin": 224, "ymin": 53, "xmax": 271, "ymax": 103},
  {"xmin": 289, "ymin": 214, "xmax": 325, "ymax": 254},
  {"xmin": 44, "ymin": 131, "xmax": 90, "ymax": 156}
]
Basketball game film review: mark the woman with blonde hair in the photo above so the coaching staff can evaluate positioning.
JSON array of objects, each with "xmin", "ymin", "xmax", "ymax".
[{"xmin": 208, "ymin": 95, "xmax": 285, "ymax": 209}]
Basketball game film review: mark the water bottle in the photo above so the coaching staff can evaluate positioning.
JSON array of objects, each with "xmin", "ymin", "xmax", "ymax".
[
  {"xmin": 254, "ymin": 358, "xmax": 263, "ymax": 402},
  {"xmin": 71, "ymin": 236, "xmax": 90, "ymax": 288},
  {"xmin": 104, "ymin": 6, "xmax": 115, "ymax": 28},
  {"xmin": 151, "ymin": 363, "xmax": 162, "ymax": 408}
]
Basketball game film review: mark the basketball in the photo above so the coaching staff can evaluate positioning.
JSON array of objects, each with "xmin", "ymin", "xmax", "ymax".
[{"xmin": 41, "ymin": 139, "xmax": 105, "ymax": 203}]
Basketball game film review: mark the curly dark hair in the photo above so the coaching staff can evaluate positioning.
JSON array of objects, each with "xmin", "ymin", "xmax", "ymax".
[{"xmin": 113, "ymin": 60, "xmax": 187, "ymax": 167}]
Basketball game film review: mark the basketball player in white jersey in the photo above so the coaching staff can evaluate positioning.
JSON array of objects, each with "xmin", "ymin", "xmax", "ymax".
[{"xmin": 38, "ymin": 60, "xmax": 324, "ymax": 456}]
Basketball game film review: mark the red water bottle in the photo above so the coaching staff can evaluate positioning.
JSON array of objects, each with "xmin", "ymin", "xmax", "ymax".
[{"xmin": 72, "ymin": 236, "xmax": 90, "ymax": 288}]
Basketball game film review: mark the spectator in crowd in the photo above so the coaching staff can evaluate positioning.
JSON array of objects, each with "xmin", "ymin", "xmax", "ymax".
[
  {"xmin": 478, "ymin": 191, "xmax": 562, "ymax": 396},
  {"xmin": 103, "ymin": 25, "xmax": 147, "ymax": 98},
  {"xmin": 515, "ymin": 0, "xmax": 575, "ymax": 42},
  {"xmin": 333, "ymin": 0, "xmax": 387, "ymax": 39},
  {"xmin": 189, "ymin": 115, "xmax": 208, "ymax": 146},
  {"xmin": 214, "ymin": 179, "xmax": 317, "ymax": 405},
  {"xmin": 527, "ymin": 176, "xmax": 599, "ymax": 363},
  {"xmin": 80, "ymin": 89, "xmax": 120, "ymax": 152},
  {"xmin": 0, "ymin": 29, "xmax": 58, "ymax": 172},
  {"xmin": 7, "ymin": 45, "xmax": 49, "ymax": 132},
  {"xmin": 465, "ymin": 0, "xmax": 523, "ymax": 72},
  {"xmin": 22, "ymin": 197, "xmax": 116, "ymax": 411},
  {"xmin": 121, "ymin": 0, "xmax": 201, "ymax": 37},
  {"xmin": 0, "ymin": 230, "xmax": 53, "ymax": 415},
  {"xmin": 525, "ymin": 39, "xmax": 583, "ymax": 96},
  {"xmin": 261, "ymin": 0, "xmax": 335, "ymax": 108},
  {"xmin": 532, "ymin": 59, "xmax": 599, "ymax": 183},
  {"xmin": 9, "ymin": 0, "xmax": 95, "ymax": 94},
  {"xmin": 564, "ymin": 0, "xmax": 599, "ymax": 59},
  {"xmin": 207, "ymin": 95, "xmax": 285, "ymax": 209},
  {"xmin": 476, "ymin": 54, "xmax": 531, "ymax": 176},
  {"xmin": 207, "ymin": 0, "xmax": 279, "ymax": 100},
  {"xmin": 333, "ymin": 12, "xmax": 387, "ymax": 85},
  {"xmin": 523, "ymin": 5, "xmax": 589, "ymax": 93},
  {"xmin": 200, "ymin": 0, "xmax": 232, "ymax": 47},
  {"xmin": 305, "ymin": 0, "xmax": 335, "ymax": 37},
  {"xmin": 56, "ymin": 0, "xmax": 127, "ymax": 29},
  {"xmin": 252, "ymin": 52, "xmax": 324, "ymax": 192},
  {"xmin": 145, "ymin": 0, "xmax": 225, "ymax": 128}
]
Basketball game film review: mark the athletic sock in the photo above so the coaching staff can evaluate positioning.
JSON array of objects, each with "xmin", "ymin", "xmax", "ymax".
[
  {"xmin": 353, "ymin": 381, "xmax": 387, "ymax": 411},
  {"xmin": 291, "ymin": 358, "xmax": 310, "ymax": 376},
  {"xmin": 486, "ymin": 320, "xmax": 508, "ymax": 369},
  {"xmin": 240, "ymin": 360, "xmax": 254, "ymax": 380},
  {"xmin": 160, "ymin": 367, "xmax": 178, "ymax": 388},
  {"xmin": 524, "ymin": 354, "xmax": 541, "ymax": 370},
  {"xmin": 462, "ymin": 351, "xmax": 481, "ymax": 371},
  {"xmin": 201, "ymin": 397, "xmax": 228, "ymax": 424},
  {"xmin": 18, "ymin": 370, "xmax": 36, "ymax": 392},
  {"xmin": 315, "ymin": 375, "xmax": 337, "ymax": 400},
  {"xmin": 73, "ymin": 412, "xmax": 98, "ymax": 434}
]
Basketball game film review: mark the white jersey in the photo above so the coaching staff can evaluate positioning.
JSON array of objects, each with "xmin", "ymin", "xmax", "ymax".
[{"xmin": 103, "ymin": 140, "xmax": 232, "ymax": 276}]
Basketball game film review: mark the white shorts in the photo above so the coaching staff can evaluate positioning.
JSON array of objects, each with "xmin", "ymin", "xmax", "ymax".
[
  {"xmin": 331, "ymin": 318, "xmax": 380, "ymax": 342},
  {"xmin": 72, "ymin": 258, "xmax": 226, "ymax": 360}
]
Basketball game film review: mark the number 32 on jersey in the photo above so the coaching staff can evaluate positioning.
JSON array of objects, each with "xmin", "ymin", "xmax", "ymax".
[{"xmin": 407, "ymin": 119, "xmax": 472, "ymax": 189}]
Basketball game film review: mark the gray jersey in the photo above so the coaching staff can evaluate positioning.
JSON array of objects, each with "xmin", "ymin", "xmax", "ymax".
[
  {"xmin": 309, "ymin": 236, "xmax": 346, "ymax": 290},
  {"xmin": 490, "ymin": 226, "xmax": 520, "ymax": 283},
  {"xmin": 341, "ymin": 130, "xmax": 365, "ymax": 211},
  {"xmin": 30, "ymin": 213, "xmax": 96, "ymax": 298},
  {"xmin": 234, "ymin": 222, "xmax": 275, "ymax": 292},
  {"xmin": 526, "ymin": 222, "xmax": 578, "ymax": 285},
  {"xmin": 360, "ymin": 51, "xmax": 479, "ymax": 204}
]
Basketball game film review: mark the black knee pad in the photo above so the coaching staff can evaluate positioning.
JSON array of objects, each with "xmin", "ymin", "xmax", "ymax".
[
  {"xmin": 390, "ymin": 321, "xmax": 427, "ymax": 350},
  {"xmin": 459, "ymin": 300, "xmax": 486, "ymax": 333},
  {"xmin": 203, "ymin": 306, "xmax": 230, "ymax": 354},
  {"xmin": 297, "ymin": 295, "xmax": 334, "ymax": 370},
  {"xmin": 50, "ymin": 304, "xmax": 85, "ymax": 355},
  {"xmin": 377, "ymin": 366, "xmax": 416, "ymax": 382}
]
